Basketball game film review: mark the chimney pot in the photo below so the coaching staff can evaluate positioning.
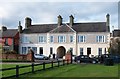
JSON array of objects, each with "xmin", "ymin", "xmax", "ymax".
[
  {"xmin": 25, "ymin": 17, "xmax": 32, "ymax": 29},
  {"xmin": 57, "ymin": 15, "xmax": 62, "ymax": 26},
  {"xmin": 106, "ymin": 13, "xmax": 110, "ymax": 26},
  {"xmin": 18, "ymin": 21, "xmax": 22, "ymax": 33},
  {"xmin": 69, "ymin": 15, "xmax": 74, "ymax": 27},
  {"xmin": 1, "ymin": 26, "xmax": 7, "ymax": 32}
]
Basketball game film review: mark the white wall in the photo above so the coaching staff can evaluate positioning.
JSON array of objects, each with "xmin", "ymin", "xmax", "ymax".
[{"xmin": 77, "ymin": 43, "xmax": 109, "ymax": 56}]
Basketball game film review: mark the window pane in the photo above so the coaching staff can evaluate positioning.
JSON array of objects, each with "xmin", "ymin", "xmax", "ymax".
[
  {"xmin": 70, "ymin": 36, "xmax": 73, "ymax": 42},
  {"xmin": 32, "ymin": 47, "xmax": 37, "ymax": 54},
  {"xmin": 50, "ymin": 36, "xmax": 54, "ymax": 43},
  {"xmin": 39, "ymin": 36, "xmax": 46, "ymax": 43},
  {"xmin": 96, "ymin": 36, "xmax": 105, "ymax": 43},
  {"xmin": 58, "ymin": 36, "xmax": 66, "ymax": 43},
  {"xmin": 78, "ymin": 36, "xmax": 85, "ymax": 42},
  {"xmin": 98, "ymin": 48, "xmax": 102, "ymax": 55},
  {"xmin": 22, "ymin": 47, "xmax": 27, "ymax": 54},
  {"xmin": 80, "ymin": 48, "xmax": 83, "ymax": 55}
]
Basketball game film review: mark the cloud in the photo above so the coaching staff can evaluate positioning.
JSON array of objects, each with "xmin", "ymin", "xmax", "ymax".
[{"xmin": 0, "ymin": 2, "xmax": 118, "ymax": 32}]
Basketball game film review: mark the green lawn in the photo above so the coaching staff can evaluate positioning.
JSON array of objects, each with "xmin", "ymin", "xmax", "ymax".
[
  {"xmin": 1, "ymin": 63, "xmax": 57, "ymax": 78},
  {"xmin": 21, "ymin": 64, "xmax": 119, "ymax": 77},
  {"xmin": 1, "ymin": 63, "xmax": 119, "ymax": 78},
  {"xmin": 1, "ymin": 64, "xmax": 31, "ymax": 78}
]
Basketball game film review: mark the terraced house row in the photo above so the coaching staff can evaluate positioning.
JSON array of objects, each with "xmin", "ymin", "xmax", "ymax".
[{"xmin": 1, "ymin": 14, "xmax": 112, "ymax": 58}]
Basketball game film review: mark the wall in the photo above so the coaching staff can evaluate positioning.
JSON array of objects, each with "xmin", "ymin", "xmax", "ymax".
[
  {"xmin": 20, "ymin": 32, "xmax": 110, "ymax": 56},
  {"xmin": 0, "ymin": 52, "xmax": 34, "ymax": 61}
]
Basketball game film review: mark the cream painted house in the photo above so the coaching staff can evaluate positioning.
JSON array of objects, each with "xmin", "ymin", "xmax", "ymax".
[{"xmin": 19, "ymin": 14, "xmax": 110, "ymax": 58}]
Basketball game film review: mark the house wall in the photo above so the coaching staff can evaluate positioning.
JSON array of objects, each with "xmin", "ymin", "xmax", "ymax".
[
  {"xmin": 20, "ymin": 32, "xmax": 110, "ymax": 56},
  {"xmin": 2, "ymin": 32, "xmax": 19, "ymax": 53}
]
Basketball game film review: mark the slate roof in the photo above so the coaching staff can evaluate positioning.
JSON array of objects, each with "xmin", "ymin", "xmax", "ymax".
[
  {"xmin": 1, "ymin": 29, "xmax": 18, "ymax": 38},
  {"xmin": 49, "ymin": 24, "xmax": 75, "ymax": 33},
  {"xmin": 22, "ymin": 24, "xmax": 57, "ymax": 33},
  {"xmin": 113, "ymin": 30, "xmax": 120, "ymax": 37},
  {"xmin": 22, "ymin": 22, "xmax": 109, "ymax": 34},
  {"xmin": 72, "ymin": 22, "xmax": 109, "ymax": 32}
]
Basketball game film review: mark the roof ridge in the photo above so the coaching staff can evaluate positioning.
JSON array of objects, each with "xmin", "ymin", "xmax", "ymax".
[
  {"xmin": 65, "ymin": 23, "xmax": 76, "ymax": 33},
  {"xmin": 49, "ymin": 25, "xmax": 62, "ymax": 33}
]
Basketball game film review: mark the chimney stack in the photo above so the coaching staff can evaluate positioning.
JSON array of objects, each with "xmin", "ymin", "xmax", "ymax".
[
  {"xmin": 106, "ymin": 14, "xmax": 110, "ymax": 27},
  {"xmin": 25, "ymin": 17, "xmax": 32, "ymax": 29},
  {"xmin": 18, "ymin": 21, "xmax": 22, "ymax": 33},
  {"xmin": 69, "ymin": 15, "xmax": 74, "ymax": 27},
  {"xmin": 57, "ymin": 15, "xmax": 62, "ymax": 26},
  {"xmin": 1, "ymin": 26, "xmax": 7, "ymax": 32}
]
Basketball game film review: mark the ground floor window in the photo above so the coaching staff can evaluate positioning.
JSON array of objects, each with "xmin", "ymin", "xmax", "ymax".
[
  {"xmin": 50, "ymin": 47, "xmax": 53, "ymax": 54},
  {"xmin": 80, "ymin": 48, "xmax": 83, "ymax": 55},
  {"xmin": 22, "ymin": 47, "xmax": 27, "ymax": 54},
  {"xmin": 32, "ymin": 47, "xmax": 37, "ymax": 54},
  {"xmin": 70, "ymin": 48, "xmax": 73, "ymax": 55},
  {"xmin": 98, "ymin": 48, "xmax": 102, "ymax": 55},
  {"xmin": 28, "ymin": 47, "xmax": 31, "ymax": 51},
  {"xmin": 39, "ymin": 47, "xmax": 43, "ymax": 54}
]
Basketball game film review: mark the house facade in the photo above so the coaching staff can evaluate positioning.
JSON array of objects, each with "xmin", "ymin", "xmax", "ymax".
[
  {"xmin": 19, "ymin": 14, "xmax": 110, "ymax": 58},
  {"xmin": 1, "ymin": 25, "xmax": 20, "ymax": 53}
]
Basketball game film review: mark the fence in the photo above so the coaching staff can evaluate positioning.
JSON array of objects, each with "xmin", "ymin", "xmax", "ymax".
[{"xmin": 0, "ymin": 59, "xmax": 70, "ymax": 79}]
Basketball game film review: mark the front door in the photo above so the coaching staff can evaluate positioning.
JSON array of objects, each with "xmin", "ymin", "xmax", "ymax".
[{"xmin": 87, "ymin": 48, "xmax": 91, "ymax": 56}]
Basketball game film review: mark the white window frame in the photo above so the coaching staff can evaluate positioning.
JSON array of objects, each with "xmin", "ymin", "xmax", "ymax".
[
  {"xmin": 39, "ymin": 36, "xmax": 46, "ymax": 43},
  {"xmin": 96, "ymin": 36, "xmax": 105, "ymax": 43},
  {"xmin": 22, "ymin": 36, "xmax": 29, "ymax": 43},
  {"xmin": 58, "ymin": 36, "xmax": 66, "ymax": 43},
  {"xmin": 80, "ymin": 48, "xmax": 83, "ymax": 55},
  {"xmin": 70, "ymin": 36, "xmax": 73, "ymax": 43},
  {"xmin": 22, "ymin": 47, "xmax": 27, "ymax": 54},
  {"xmin": 98, "ymin": 48, "xmax": 102, "ymax": 55},
  {"xmin": 50, "ymin": 36, "xmax": 54, "ymax": 43},
  {"xmin": 78, "ymin": 35, "xmax": 85, "ymax": 43}
]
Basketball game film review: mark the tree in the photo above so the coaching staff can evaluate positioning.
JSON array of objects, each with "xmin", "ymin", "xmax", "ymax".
[{"xmin": 110, "ymin": 37, "xmax": 120, "ymax": 54}]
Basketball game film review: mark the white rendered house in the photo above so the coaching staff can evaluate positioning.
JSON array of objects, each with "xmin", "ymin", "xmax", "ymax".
[{"xmin": 19, "ymin": 14, "xmax": 110, "ymax": 58}]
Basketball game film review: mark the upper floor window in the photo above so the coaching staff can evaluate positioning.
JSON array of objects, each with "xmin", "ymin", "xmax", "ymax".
[
  {"xmin": 58, "ymin": 36, "xmax": 66, "ymax": 43},
  {"xmin": 22, "ymin": 36, "xmax": 29, "ymax": 43},
  {"xmin": 5, "ymin": 38, "xmax": 8, "ymax": 45},
  {"xmin": 39, "ymin": 36, "xmax": 46, "ymax": 43},
  {"xmin": 50, "ymin": 36, "xmax": 54, "ymax": 43},
  {"xmin": 78, "ymin": 35, "xmax": 85, "ymax": 42},
  {"xmin": 96, "ymin": 36, "xmax": 105, "ymax": 43},
  {"xmin": 70, "ymin": 36, "xmax": 73, "ymax": 43}
]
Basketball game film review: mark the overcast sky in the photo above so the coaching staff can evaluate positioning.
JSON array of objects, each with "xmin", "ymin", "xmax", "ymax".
[{"xmin": 0, "ymin": 0, "xmax": 119, "ymax": 32}]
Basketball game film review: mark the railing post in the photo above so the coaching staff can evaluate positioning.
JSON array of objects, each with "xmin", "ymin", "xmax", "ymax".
[
  {"xmin": 58, "ymin": 60, "xmax": 59, "ymax": 67},
  {"xmin": 43, "ymin": 62, "xmax": 45, "ymax": 70},
  {"xmin": 32, "ymin": 63, "xmax": 34, "ymax": 73},
  {"xmin": 16, "ymin": 65, "xmax": 19, "ymax": 78},
  {"xmin": 51, "ymin": 61, "xmax": 53, "ymax": 68},
  {"xmin": 63, "ymin": 60, "xmax": 65, "ymax": 66}
]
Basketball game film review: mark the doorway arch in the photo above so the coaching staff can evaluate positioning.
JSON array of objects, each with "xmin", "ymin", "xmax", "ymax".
[{"xmin": 57, "ymin": 46, "xmax": 66, "ymax": 58}]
